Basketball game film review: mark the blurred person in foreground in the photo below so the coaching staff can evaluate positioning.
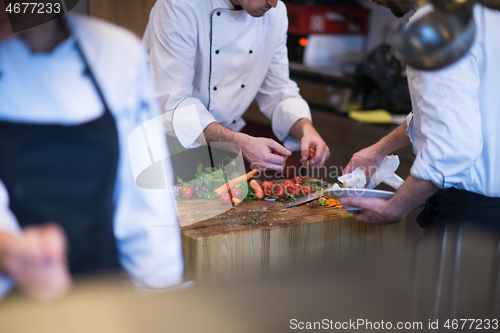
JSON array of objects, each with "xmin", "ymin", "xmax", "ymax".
[
  {"xmin": 342, "ymin": 1, "xmax": 500, "ymax": 231},
  {"xmin": 143, "ymin": 0, "xmax": 330, "ymax": 171},
  {"xmin": 0, "ymin": 3, "xmax": 183, "ymax": 300}
]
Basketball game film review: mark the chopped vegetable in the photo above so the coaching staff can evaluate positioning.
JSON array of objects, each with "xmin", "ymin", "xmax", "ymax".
[
  {"xmin": 264, "ymin": 197, "xmax": 276, "ymax": 202},
  {"xmin": 249, "ymin": 179, "xmax": 264, "ymax": 199},
  {"xmin": 173, "ymin": 184, "xmax": 183, "ymax": 197},
  {"xmin": 181, "ymin": 187, "xmax": 193, "ymax": 199},
  {"xmin": 214, "ymin": 169, "xmax": 257, "ymax": 195},
  {"xmin": 293, "ymin": 176, "xmax": 304, "ymax": 186},
  {"xmin": 231, "ymin": 188, "xmax": 243, "ymax": 199},
  {"xmin": 245, "ymin": 185, "xmax": 258, "ymax": 200},
  {"xmin": 220, "ymin": 193, "xmax": 231, "ymax": 205},
  {"xmin": 232, "ymin": 198, "xmax": 241, "ymax": 204},
  {"xmin": 319, "ymin": 196, "xmax": 343, "ymax": 208},
  {"xmin": 193, "ymin": 184, "xmax": 209, "ymax": 195}
]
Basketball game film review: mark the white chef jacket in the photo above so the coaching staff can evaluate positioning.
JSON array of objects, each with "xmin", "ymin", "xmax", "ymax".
[
  {"xmin": 0, "ymin": 15, "xmax": 184, "ymax": 298},
  {"xmin": 143, "ymin": 0, "xmax": 311, "ymax": 150},
  {"xmin": 406, "ymin": 5, "xmax": 500, "ymax": 197}
]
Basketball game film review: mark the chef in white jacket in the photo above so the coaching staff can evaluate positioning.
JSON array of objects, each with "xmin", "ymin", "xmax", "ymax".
[
  {"xmin": 143, "ymin": 0, "xmax": 330, "ymax": 171},
  {"xmin": 0, "ymin": 6, "xmax": 183, "ymax": 300},
  {"xmin": 342, "ymin": 2, "xmax": 500, "ymax": 231}
]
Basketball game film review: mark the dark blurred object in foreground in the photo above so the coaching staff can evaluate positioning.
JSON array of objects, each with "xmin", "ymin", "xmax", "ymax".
[
  {"xmin": 1, "ymin": 224, "xmax": 499, "ymax": 333},
  {"xmin": 356, "ymin": 44, "xmax": 412, "ymax": 114}
]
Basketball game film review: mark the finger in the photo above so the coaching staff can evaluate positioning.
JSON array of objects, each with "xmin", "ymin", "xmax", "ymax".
[
  {"xmin": 310, "ymin": 143, "xmax": 325, "ymax": 166},
  {"xmin": 343, "ymin": 161, "xmax": 355, "ymax": 175},
  {"xmin": 352, "ymin": 211, "xmax": 368, "ymax": 223},
  {"xmin": 40, "ymin": 223, "xmax": 67, "ymax": 263},
  {"xmin": 317, "ymin": 144, "xmax": 330, "ymax": 167},
  {"xmin": 264, "ymin": 152, "xmax": 288, "ymax": 165},
  {"xmin": 342, "ymin": 197, "xmax": 387, "ymax": 211},
  {"xmin": 14, "ymin": 228, "xmax": 47, "ymax": 264},
  {"xmin": 259, "ymin": 162, "xmax": 286, "ymax": 171},
  {"xmin": 268, "ymin": 140, "xmax": 291, "ymax": 157},
  {"xmin": 300, "ymin": 138, "xmax": 311, "ymax": 163}
]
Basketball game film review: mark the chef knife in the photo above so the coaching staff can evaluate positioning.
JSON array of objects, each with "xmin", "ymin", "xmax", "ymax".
[{"xmin": 286, "ymin": 190, "xmax": 323, "ymax": 208}]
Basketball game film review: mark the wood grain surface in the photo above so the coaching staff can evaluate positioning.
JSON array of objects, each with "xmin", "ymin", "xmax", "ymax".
[{"xmin": 180, "ymin": 199, "xmax": 406, "ymax": 281}]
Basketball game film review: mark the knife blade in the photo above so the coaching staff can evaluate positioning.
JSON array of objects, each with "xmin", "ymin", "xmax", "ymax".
[{"xmin": 286, "ymin": 191, "xmax": 321, "ymax": 208}]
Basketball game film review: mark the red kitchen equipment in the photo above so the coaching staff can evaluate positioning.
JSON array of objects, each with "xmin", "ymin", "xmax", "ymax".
[{"xmin": 286, "ymin": 3, "xmax": 370, "ymax": 35}]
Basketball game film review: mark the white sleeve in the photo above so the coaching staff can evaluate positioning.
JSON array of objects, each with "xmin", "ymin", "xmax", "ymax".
[
  {"xmin": 0, "ymin": 180, "xmax": 21, "ymax": 300},
  {"xmin": 255, "ymin": 6, "xmax": 312, "ymax": 151},
  {"xmin": 113, "ymin": 45, "xmax": 184, "ymax": 289},
  {"xmin": 408, "ymin": 47, "xmax": 482, "ymax": 189},
  {"xmin": 144, "ymin": 1, "xmax": 216, "ymax": 149}
]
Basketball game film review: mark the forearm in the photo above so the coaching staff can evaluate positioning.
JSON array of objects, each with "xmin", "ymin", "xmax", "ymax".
[
  {"xmin": 385, "ymin": 175, "xmax": 439, "ymax": 220},
  {"xmin": 288, "ymin": 118, "xmax": 315, "ymax": 140},
  {"xmin": 204, "ymin": 122, "xmax": 245, "ymax": 145},
  {"xmin": 373, "ymin": 122, "xmax": 411, "ymax": 156}
]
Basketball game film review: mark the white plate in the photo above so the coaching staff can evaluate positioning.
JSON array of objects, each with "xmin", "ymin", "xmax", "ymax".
[{"xmin": 323, "ymin": 188, "xmax": 394, "ymax": 212}]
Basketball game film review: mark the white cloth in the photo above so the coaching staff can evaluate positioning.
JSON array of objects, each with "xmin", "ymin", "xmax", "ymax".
[
  {"xmin": 0, "ymin": 15, "xmax": 184, "ymax": 298},
  {"xmin": 405, "ymin": 5, "xmax": 500, "ymax": 197},
  {"xmin": 338, "ymin": 155, "xmax": 404, "ymax": 190},
  {"xmin": 143, "ymin": 0, "xmax": 312, "ymax": 151}
]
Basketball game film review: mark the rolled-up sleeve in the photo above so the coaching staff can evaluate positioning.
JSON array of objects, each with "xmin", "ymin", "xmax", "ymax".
[
  {"xmin": 144, "ymin": 1, "xmax": 216, "ymax": 148},
  {"xmin": 255, "ymin": 6, "xmax": 311, "ymax": 151},
  {"xmin": 408, "ymin": 47, "xmax": 482, "ymax": 189}
]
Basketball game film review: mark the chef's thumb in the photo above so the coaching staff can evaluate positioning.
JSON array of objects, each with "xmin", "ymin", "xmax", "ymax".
[
  {"xmin": 268, "ymin": 140, "xmax": 291, "ymax": 157},
  {"xmin": 39, "ymin": 223, "xmax": 68, "ymax": 264}
]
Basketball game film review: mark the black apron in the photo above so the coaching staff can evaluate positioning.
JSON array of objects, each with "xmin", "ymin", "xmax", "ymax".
[
  {"xmin": 417, "ymin": 188, "xmax": 500, "ymax": 233},
  {"xmin": 0, "ymin": 40, "xmax": 121, "ymax": 275}
]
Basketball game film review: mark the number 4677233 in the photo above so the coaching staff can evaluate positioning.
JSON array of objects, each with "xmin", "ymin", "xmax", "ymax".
[{"xmin": 5, "ymin": 2, "xmax": 62, "ymax": 14}]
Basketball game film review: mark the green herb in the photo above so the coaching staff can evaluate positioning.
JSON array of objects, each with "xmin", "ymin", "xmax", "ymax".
[
  {"xmin": 176, "ymin": 161, "xmax": 245, "ymax": 201},
  {"xmin": 249, "ymin": 216, "xmax": 257, "ymax": 221},
  {"xmin": 245, "ymin": 184, "xmax": 258, "ymax": 200}
]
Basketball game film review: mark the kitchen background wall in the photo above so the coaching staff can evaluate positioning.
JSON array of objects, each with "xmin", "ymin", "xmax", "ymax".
[{"xmin": 78, "ymin": 0, "xmax": 410, "ymax": 50}]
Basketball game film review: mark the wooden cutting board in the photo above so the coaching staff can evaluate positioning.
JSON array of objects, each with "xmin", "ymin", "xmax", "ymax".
[{"xmin": 179, "ymin": 198, "xmax": 406, "ymax": 281}]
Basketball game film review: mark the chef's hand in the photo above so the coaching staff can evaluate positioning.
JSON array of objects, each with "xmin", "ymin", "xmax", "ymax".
[
  {"xmin": 300, "ymin": 131, "xmax": 330, "ymax": 167},
  {"xmin": 344, "ymin": 145, "xmax": 385, "ymax": 185},
  {"xmin": 0, "ymin": 223, "xmax": 72, "ymax": 300},
  {"xmin": 289, "ymin": 119, "xmax": 329, "ymax": 167},
  {"xmin": 340, "ymin": 197, "xmax": 402, "ymax": 226},
  {"xmin": 238, "ymin": 135, "xmax": 292, "ymax": 171}
]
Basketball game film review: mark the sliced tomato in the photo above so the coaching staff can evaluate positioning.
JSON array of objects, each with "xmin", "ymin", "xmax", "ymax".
[
  {"xmin": 287, "ymin": 184, "xmax": 300, "ymax": 197},
  {"xmin": 301, "ymin": 185, "xmax": 313, "ymax": 196},
  {"xmin": 261, "ymin": 183, "xmax": 273, "ymax": 197},
  {"xmin": 293, "ymin": 176, "xmax": 304, "ymax": 186},
  {"xmin": 273, "ymin": 184, "xmax": 287, "ymax": 199}
]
